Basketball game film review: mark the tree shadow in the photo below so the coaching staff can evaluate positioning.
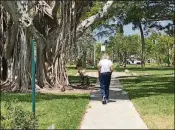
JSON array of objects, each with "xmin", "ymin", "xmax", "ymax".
[
  {"xmin": 118, "ymin": 75, "xmax": 173, "ymax": 84},
  {"xmin": 116, "ymin": 75, "xmax": 138, "ymax": 79},
  {"xmin": 90, "ymin": 86, "xmax": 129, "ymax": 103},
  {"xmin": 1, "ymin": 76, "xmax": 97, "ymax": 103},
  {"xmin": 1, "ymin": 92, "xmax": 90, "ymax": 103},
  {"xmin": 68, "ymin": 75, "xmax": 97, "ymax": 84},
  {"xmin": 68, "ymin": 84, "xmax": 95, "ymax": 90},
  {"xmin": 118, "ymin": 75, "xmax": 174, "ymax": 99},
  {"xmin": 67, "ymin": 66, "xmax": 76, "ymax": 70},
  {"xmin": 115, "ymin": 66, "xmax": 174, "ymax": 72},
  {"xmin": 89, "ymin": 74, "xmax": 174, "ymax": 102},
  {"xmin": 67, "ymin": 66, "xmax": 97, "ymax": 70}
]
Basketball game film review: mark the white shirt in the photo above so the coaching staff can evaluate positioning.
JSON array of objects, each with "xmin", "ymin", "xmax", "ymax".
[{"xmin": 98, "ymin": 59, "xmax": 113, "ymax": 73}]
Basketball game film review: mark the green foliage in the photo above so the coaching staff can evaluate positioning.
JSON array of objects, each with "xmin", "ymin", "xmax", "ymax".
[
  {"xmin": 1, "ymin": 99, "xmax": 38, "ymax": 129},
  {"xmin": 163, "ymin": 55, "xmax": 170, "ymax": 65},
  {"xmin": 146, "ymin": 32, "xmax": 174, "ymax": 65},
  {"xmin": 94, "ymin": 42, "xmax": 102, "ymax": 61},
  {"xmin": 80, "ymin": 1, "xmax": 103, "ymax": 21},
  {"xmin": 92, "ymin": 1, "xmax": 174, "ymax": 38},
  {"xmin": 91, "ymin": 1, "xmax": 130, "ymax": 29},
  {"xmin": 108, "ymin": 33, "xmax": 141, "ymax": 62},
  {"xmin": 124, "ymin": 2, "xmax": 144, "ymax": 24}
]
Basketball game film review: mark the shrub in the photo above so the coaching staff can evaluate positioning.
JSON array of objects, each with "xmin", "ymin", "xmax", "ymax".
[{"xmin": 1, "ymin": 99, "xmax": 38, "ymax": 129}]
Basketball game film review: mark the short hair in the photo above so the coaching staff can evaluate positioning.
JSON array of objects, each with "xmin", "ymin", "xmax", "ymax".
[{"xmin": 101, "ymin": 53, "xmax": 109, "ymax": 59}]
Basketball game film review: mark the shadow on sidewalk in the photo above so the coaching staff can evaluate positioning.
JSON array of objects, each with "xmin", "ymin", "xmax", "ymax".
[{"xmin": 90, "ymin": 86, "xmax": 129, "ymax": 103}]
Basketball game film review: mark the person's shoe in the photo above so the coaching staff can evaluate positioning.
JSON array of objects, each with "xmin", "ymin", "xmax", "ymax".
[
  {"xmin": 106, "ymin": 99, "xmax": 109, "ymax": 103},
  {"xmin": 102, "ymin": 96, "xmax": 106, "ymax": 104}
]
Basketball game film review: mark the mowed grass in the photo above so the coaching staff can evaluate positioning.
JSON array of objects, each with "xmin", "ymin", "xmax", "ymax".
[
  {"xmin": 1, "ymin": 65, "xmax": 97, "ymax": 129},
  {"xmin": 115, "ymin": 63, "xmax": 174, "ymax": 75},
  {"xmin": 67, "ymin": 66, "xmax": 77, "ymax": 76},
  {"xmin": 1, "ymin": 93, "xmax": 90, "ymax": 129},
  {"xmin": 119, "ymin": 65, "xmax": 174, "ymax": 129},
  {"xmin": 67, "ymin": 63, "xmax": 173, "ymax": 75}
]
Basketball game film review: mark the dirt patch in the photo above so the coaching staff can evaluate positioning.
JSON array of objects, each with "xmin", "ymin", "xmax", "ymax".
[
  {"xmin": 38, "ymin": 85, "xmax": 98, "ymax": 95},
  {"xmin": 1, "ymin": 84, "xmax": 98, "ymax": 94}
]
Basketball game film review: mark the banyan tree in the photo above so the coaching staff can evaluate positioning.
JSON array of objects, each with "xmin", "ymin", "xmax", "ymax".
[{"xmin": 0, "ymin": 1, "xmax": 113, "ymax": 92}]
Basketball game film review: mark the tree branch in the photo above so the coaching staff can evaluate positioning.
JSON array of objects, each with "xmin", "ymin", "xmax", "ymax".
[
  {"xmin": 76, "ymin": 1, "xmax": 113, "ymax": 37},
  {"xmin": 1, "ymin": 1, "xmax": 54, "ymax": 27}
]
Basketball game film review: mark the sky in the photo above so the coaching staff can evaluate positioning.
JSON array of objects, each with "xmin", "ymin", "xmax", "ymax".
[{"xmin": 93, "ymin": 20, "xmax": 173, "ymax": 43}]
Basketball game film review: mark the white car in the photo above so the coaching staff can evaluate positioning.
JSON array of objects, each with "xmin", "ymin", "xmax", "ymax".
[
  {"xmin": 134, "ymin": 60, "xmax": 141, "ymax": 64},
  {"xmin": 127, "ymin": 59, "xmax": 141, "ymax": 64}
]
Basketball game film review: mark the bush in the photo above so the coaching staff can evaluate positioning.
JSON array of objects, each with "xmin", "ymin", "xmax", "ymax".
[
  {"xmin": 163, "ymin": 56, "xmax": 170, "ymax": 65},
  {"xmin": 1, "ymin": 99, "xmax": 38, "ymax": 129}
]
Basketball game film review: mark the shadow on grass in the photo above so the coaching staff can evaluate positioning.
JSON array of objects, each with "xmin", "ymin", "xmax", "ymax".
[
  {"xmin": 68, "ymin": 76, "xmax": 97, "ymax": 84},
  {"xmin": 115, "ymin": 66, "xmax": 174, "ymax": 72},
  {"xmin": 115, "ymin": 75, "xmax": 138, "ymax": 79},
  {"xmin": 119, "ymin": 75, "xmax": 174, "ymax": 99},
  {"xmin": 118, "ymin": 75, "xmax": 173, "ymax": 84},
  {"xmin": 1, "ymin": 92, "xmax": 90, "ymax": 103},
  {"xmin": 67, "ymin": 66, "xmax": 76, "ymax": 70},
  {"xmin": 67, "ymin": 66, "xmax": 97, "ymax": 70},
  {"xmin": 90, "ymin": 75, "xmax": 174, "ymax": 102},
  {"xmin": 1, "ymin": 76, "xmax": 97, "ymax": 103}
]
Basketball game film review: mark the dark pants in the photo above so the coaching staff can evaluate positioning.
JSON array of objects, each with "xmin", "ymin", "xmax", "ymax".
[{"xmin": 99, "ymin": 72, "xmax": 111, "ymax": 100}]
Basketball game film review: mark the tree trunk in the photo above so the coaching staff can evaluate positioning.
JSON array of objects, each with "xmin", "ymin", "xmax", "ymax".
[
  {"xmin": 112, "ymin": 46, "xmax": 114, "ymax": 62},
  {"xmin": 50, "ymin": 1, "xmax": 73, "ymax": 91},
  {"xmin": 82, "ymin": 51, "xmax": 87, "ymax": 68},
  {"xmin": 1, "ymin": 57, "xmax": 8, "ymax": 81},
  {"xmin": 173, "ymin": 44, "xmax": 175, "ymax": 65},
  {"xmin": 36, "ymin": 39, "xmax": 46, "ymax": 88},
  {"xmin": 19, "ymin": 28, "xmax": 30, "ymax": 92},
  {"xmin": 93, "ymin": 43, "xmax": 96, "ymax": 67},
  {"xmin": 124, "ymin": 51, "xmax": 127, "ymax": 67},
  {"xmin": 138, "ymin": 21, "xmax": 145, "ymax": 70},
  {"xmin": 167, "ymin": 47, "xmax": 170, "ymax": 67},
  {"xmin": 53, "ymin": 53, "xmax": 69, "ymax": 89}
]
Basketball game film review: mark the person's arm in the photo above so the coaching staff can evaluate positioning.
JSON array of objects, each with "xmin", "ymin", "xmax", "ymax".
[
  {"xmin": 110, "ymin": 65, "xmax": 114, "ymax": 73},
  {"xmin": 109, "ymin": 60, "xmax": 113, "ymax": 73},
  {"xmin": 98, "ymin": 66, "xmax": 101, "ymax": 77},
  {"xmin": 97, "ymin": 61, "xmax": 101, "ymax": 78}
]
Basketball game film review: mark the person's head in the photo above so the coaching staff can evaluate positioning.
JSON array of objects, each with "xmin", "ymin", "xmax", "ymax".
[{"xmin": 101, "ymin": 53, "xmax": 109, "ymax": 60}]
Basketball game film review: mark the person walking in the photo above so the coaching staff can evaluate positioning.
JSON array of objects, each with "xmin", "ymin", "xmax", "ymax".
[{"xmin": 98, "ymin": 54, "xmax": 113, "ymax": 104}]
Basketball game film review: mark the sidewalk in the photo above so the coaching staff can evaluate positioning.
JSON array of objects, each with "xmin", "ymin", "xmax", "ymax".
[{"xmin": 80, "ymin": 72, "xmax": 148, "ymax": 129}]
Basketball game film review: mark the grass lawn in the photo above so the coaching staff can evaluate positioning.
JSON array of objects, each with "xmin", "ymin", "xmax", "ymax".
[
  {"xmin": 1, "ymin": 93, "xmax": 90, "ymax": 129},
  {"xmin": 67, "ymin": 66, "xmax": 77, "ymax": 76},
  {"xmin": 1, "ymin": 66, "xmax": 96, "ymax": 129},
  {"xmin": 118, "ymin": 65, "xmax": 174, "ymax": 129},
  {"xmin": 115, "ymin": 63, "xmax": 174, "ymax": 75}
]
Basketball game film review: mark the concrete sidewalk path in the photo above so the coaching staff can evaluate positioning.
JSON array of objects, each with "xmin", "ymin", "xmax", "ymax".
[{"xmin": 80, "ymin": 72, "xmax": 148, "ymax": 129}]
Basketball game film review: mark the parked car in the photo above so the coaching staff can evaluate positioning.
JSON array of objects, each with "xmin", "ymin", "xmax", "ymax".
[
  {"xmin": 134, "ymin": 60, "xmax": 141, "ymax": 64},
  {"xmin": 126, "ymin": 59, "xmax": 141, "ymax": 65}
]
